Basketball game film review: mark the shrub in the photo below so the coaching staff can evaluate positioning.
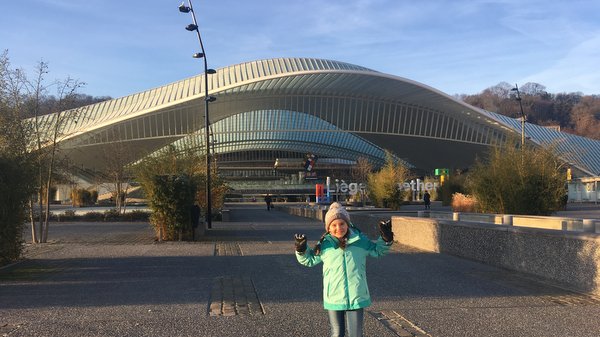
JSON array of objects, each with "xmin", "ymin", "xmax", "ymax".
[
  {"xmin": 90, "ymin": 190, "xmax": 99, "ymax": 204},
  {"xmin": 0, "ymin": 157, "xmax": 33, "ymax": 265},
  {"xmin": 451, "ymin": 193, "xmax": 478, "ymax": 212},
  {"xmin": 56, "ymin": 210, "xmax": 76, "ymax": 221},
  {"xmin": 367, "ymin": 151, "xmax": 409, "ymax": 210},
  {"xmin": 122, "ymin": 210, "xmax": 150, "ymax": 221},
  {"xmin": 439, "ymin": 174, "xmax": 467, "ymax": 206},
  {"xmin": 134, "ymin": 146, "xmax": 228, "ymax": 240},
  {"xmin": 82, "ymin": 212, "xmax": 105, "ymax": 221},
  {"xmin": 467, "ymin": 141, "xmax": 566, "ymax": 215},
  {"xmin": 103, "ymin": 209, "xmax": 121, "ymax": 221},
  {"xmin": 71, "ymin": 188, "xmax": 94, "ymax": 206},
  {"xmin": 147, "ymin": 174, "xmax": 197, "ymax": 240}
]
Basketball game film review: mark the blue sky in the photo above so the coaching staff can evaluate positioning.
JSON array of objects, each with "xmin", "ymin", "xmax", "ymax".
[{"xmin": 1, "ymin": 0, "xmax": 599, "ymax": 98}]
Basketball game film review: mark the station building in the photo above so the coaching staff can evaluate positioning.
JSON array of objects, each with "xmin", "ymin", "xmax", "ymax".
[{"xmin": 32, "ymin": 58, "xmax": 600, "ymax": 202}]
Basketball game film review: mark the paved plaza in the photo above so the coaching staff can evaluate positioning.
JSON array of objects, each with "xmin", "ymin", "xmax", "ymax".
[{"xmin": 1, "ymin": 204, "xmax": 600, "ymax": 336}]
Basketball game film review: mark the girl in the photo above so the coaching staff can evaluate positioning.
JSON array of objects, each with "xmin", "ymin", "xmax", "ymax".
[{"xmin": 295, "ymin": 202, "xmax": 394, "ymax": 337}]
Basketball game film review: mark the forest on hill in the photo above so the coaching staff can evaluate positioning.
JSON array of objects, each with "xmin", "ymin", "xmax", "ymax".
[{"xmin": 457, "ymin": 82, "xmax": 600, "ymax": 140}]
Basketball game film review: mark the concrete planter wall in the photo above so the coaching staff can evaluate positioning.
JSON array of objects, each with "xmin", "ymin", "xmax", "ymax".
[{"xmin": 392, "ymin": 216, "xmax": 600, "ymax": 296}]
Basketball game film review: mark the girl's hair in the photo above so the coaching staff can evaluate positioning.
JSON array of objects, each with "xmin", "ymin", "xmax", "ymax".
[
  {"xmin": 313, "ymin": 225, "xmax": 354, "ymax": 255},
  {"xmin": 313, "ymin": 232, "xmax": 328, "ymax": 256}
]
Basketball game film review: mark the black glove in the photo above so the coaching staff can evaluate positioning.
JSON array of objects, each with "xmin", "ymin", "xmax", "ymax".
[
  {"xmin": 378, "ymin": 220, "xmax": 394, "ymax": 243},
  {"xmin": 294, "ymin": 234, "xmax": 307, "ymax": 253}
]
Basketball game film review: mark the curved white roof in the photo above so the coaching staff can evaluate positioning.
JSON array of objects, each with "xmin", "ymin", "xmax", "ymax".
[{"xmin": 30, "ymin": 57, "xmax": 600, "ymax": 177}]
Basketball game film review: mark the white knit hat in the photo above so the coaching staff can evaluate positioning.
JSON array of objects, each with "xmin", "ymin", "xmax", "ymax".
[{"xmin": 324, "ymin": 202, "xmax": 351, "ymax": 231}]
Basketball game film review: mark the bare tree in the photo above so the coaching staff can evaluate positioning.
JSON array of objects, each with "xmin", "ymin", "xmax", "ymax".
[
  {"xmin": 100, "ymin": 140, "xmax": 136, "ymax": 214},
  {"xmin": 351, "ymin": 157, "xmax": 373, "ymax": 205},
  {"xmin": 3, "ymin": 52, "xmax": 102, "ymax": 243},
  {"xmin": 26, "ymin": 61, "xmax": 84, "ymax": 243},
  {"xmin": 351, "ymin": 156, "xmax": 373, "ymax": 183},
  {"xmin": 521, "ymin": 82, "xmax": 547, "ymax": 96},
  {"xmin": 570, "ymin": 96, "xmax": 600, "ymax": 140}
]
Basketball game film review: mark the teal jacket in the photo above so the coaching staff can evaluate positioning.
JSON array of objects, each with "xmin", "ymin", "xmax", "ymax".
[{"xmin": 296, "ymin": 228, "xmax": 392, "ymax": 310}]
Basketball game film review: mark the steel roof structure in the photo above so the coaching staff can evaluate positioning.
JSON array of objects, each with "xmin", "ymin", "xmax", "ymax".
[{"xmin": 31, "ymin": 57, "xmax": 600, "ymax": 180}]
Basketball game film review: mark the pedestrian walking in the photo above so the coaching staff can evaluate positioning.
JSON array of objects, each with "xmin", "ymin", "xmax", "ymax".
[
  {"xmin": 264, "ymin": 194, "xmax": 273, "ymax": 211},
  {"xmin": 190, "ymin": 202, "xmax": 201, "ymax": 240},
  {"xmin": 294, "ymin": 202, "xmax": 394, "ymax": 337},
  {"xmin": 423, "ymin": 191, "xmax": 431, "ymax": 210}
]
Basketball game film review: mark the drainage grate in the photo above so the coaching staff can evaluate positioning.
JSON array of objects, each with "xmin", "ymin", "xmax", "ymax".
[
  {"xmin": 209, "ymin": 276, "xmax": 264, "ymax": 316},
  {"xmin": 371, "ymin": 310, "xmax": 431, "ymax": 337},
  {"xmin": 214, "ymin": 242, "xmax": 242, "ymax": 256}
]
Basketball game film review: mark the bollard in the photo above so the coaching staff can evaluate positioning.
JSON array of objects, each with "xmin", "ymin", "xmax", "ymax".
[
  {"xmin": 582, "ymin": 219, "xmax": 595, "ymax": 233},
  {"xmin": 452, "ymin": 212, "xmax": 460, "ymax": 221},
  {"xmin": 502, "ymin": 215, "xmax": 513, "ymax": 226}
]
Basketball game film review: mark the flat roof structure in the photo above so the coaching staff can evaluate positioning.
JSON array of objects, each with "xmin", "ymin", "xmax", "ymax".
[{"xmin": 31, "ymin": 57, "xmax": 600, "ymax": 181}]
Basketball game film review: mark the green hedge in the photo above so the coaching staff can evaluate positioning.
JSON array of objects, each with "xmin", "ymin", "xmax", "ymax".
[
  {"xmin": 0, "ymin": 158, "xmax": 33, "ymax": 265},
  {"xmin": 51, "ymin": 209, "xmax": 151, "ymax": 222}
]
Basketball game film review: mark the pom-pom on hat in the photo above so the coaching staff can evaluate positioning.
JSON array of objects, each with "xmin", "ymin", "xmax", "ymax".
[{"xmin": 325, "ymin": 202, "xmax": 351, "ymax": 231}]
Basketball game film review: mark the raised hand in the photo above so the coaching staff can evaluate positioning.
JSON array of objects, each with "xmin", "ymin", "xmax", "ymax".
[
  {"xmin": 294, "ymin": 234, "xmax": 307, "ymax": 253},
  {"xmin": 378, "ymin": 220, "xmax": 394, "ymax": 243}
]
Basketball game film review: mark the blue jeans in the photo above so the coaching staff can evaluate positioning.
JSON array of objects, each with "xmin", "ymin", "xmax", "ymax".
[{"xmin": 327, "ymin": 309, "xmax": 364, "ymax": 337}]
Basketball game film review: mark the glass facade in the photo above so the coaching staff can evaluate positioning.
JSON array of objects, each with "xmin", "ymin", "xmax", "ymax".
[
  {"xmin": 482, "ymin": 110, "xmax": 600, "ymax": 176},
  {"xmin": 28, "ymin": 57, "xmax": 600, "ymax": 183}
]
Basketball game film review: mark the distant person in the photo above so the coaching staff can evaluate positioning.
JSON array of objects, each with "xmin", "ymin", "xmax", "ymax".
[
  {"xmin": 423, "ymin": 191, "xmax": 431, "ymax": 210},
  {"xmin": 190, "ymin": 203, "xmax": 201, "ymax": 240},
  {"xmin": 294, "ymin": 202, "xmax": 394, "ymax": 337},
  {"xmin": 264, "ymin": 194, "xmax": 272, "ymax": 211}
]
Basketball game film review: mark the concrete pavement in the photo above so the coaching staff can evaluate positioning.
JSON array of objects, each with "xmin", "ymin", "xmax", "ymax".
[{"xmin": 1, "ymin": 204, "xmax": 599, "ymax": 336}]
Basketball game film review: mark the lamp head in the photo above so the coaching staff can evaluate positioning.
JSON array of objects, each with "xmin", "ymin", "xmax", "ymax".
[
  {"xmin": 511, "ymin": 86, "xmax": 522, "ymax": 100},
  {"xmin": 207, "ymin": 69, "xmax": 217, "ymax": 74},
  {"xmin": 185, "ymin": 24, "xmax": 198, "ymax": 31},
  {"xmin": 193, "ymin": 52, "xmax": 205, "ymax": 58},
  {"xmin": 206, "ymin": 96, "xmax": 217, "ymax": 102},
  {"xmin": 178, "ymin": 3, "xmax": 191, "ymax": 13}
]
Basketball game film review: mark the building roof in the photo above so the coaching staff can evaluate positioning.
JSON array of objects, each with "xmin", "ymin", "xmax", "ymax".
[{"xmin": 30, "ymin": 57, "xmax": 600, "ymax": 178}]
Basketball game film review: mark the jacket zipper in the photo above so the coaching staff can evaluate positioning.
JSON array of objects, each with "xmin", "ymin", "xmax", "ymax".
[{"xmin": 343, "ymin": 250, "xmax": 350, "ymax": 308}]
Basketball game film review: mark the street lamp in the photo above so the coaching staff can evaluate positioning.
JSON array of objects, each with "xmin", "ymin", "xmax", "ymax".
[
  {"xmin": 511, "ymin": 84, "xmax": 526, "ymax": 147},
  {"xmin": 179, "ymin": 0, "xmax": 217, "ymax": 228}
]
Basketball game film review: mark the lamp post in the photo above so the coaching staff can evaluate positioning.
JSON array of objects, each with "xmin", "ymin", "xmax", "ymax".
[
  {"xmin": 179, "ymin": 1, "xmax": 217, "ymax": 228},
  {"xmin": 511, "ymin": 84, "xmax": 526, "ymax": 147}
]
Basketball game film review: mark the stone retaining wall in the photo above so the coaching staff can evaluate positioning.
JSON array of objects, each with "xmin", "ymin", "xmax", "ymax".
[{"xmin": 392, "ymin": 216, "xmax": 600, "ymax": 296}]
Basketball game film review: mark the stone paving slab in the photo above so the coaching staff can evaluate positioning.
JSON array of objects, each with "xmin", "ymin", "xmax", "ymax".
[{"xmin": 1, "ymin": 207, "xmax": 600, "ymax": 336}]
